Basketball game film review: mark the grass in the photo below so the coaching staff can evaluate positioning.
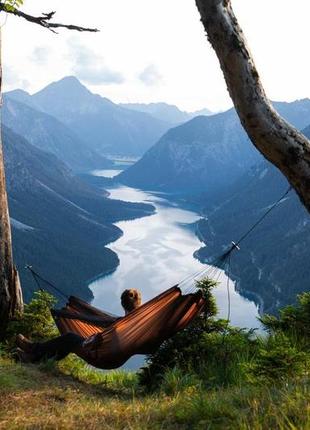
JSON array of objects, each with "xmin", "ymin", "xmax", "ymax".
[
  {"xmin": 1, "ymin": 289, "xmax": 309, "ymax": 428},
  {"xmin": 0, "ymin": 354, "xmax": 309, "ymax": 430}
]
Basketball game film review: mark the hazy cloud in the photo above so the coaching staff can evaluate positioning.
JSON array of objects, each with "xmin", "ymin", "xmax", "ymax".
[
  {"xmin": 31, "ymin": 46, "xmax": 50, "ymax": 65},
  {"xmin": 138, "ymin": 64, "xmax": 163, "ymax": 86},
  {"xmin": 68, "ymin": 39, "xmax": 124, "ymax": 85}
]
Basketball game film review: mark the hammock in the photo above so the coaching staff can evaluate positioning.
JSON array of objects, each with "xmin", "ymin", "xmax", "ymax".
[{"xmin": 51, "ymin": 286, "xmax": 205, "ymax": 369}]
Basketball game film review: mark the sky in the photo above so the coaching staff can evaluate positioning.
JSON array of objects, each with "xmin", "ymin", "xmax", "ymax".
[{"xmin": 2, "ymin": 0, "xmax": 310, "ymax": 112}]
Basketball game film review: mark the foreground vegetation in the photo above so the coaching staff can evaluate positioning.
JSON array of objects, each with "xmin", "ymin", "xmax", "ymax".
[
  {"xmin": 0, "ymin": 354, "xmax": 309, "ymax": 429},
  {"xmin": 0, "ymin": 282, "xmax": 309, "ymax": 429}
]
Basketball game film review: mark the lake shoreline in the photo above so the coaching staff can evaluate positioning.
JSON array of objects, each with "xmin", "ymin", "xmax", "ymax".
[{"xmin": 88, "ymin": 178, "xmax": 260, "ymax": 334}]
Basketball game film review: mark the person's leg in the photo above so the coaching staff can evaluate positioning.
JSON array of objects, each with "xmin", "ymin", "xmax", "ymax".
[{"xmin": 16, "ymin": 332, "xmax": 84, "ymax": 362}]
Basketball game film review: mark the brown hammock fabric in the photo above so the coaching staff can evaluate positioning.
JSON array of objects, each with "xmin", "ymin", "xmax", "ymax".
[
  {"xmin": 51, "ymin": 295, "xmax": 119, "ymax": 337},
  {"xmin": 51, "ymin": 286, "xmax": 205, "ymax": 369}
]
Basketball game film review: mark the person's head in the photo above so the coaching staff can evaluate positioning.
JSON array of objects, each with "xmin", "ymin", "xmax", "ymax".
[{"xmin": 121, "ymin": 289, "xmax": 142, "ymax": 314}]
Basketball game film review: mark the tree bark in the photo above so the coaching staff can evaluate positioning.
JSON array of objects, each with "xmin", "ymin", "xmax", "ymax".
[
  {"xmin": 0, "ymin": 27, "xmax": 23, "ymax": 336},
  {"xmin": 195, "ymin": 0, "xmax": 310, "ymax": 213}
]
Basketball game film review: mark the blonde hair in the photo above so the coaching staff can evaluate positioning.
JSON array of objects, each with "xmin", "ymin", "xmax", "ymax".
[{"xmin": 121, "ymin": 289, "xmax": 142, "ymax": 314}]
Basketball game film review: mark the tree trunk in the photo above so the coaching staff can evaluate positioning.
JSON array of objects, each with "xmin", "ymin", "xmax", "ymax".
[
  {"xmin": 0, "ymin": 27, "xmax": 23, "ymax": 336},
  {"xmin": 195, "ymin": 0, "xmax": 310, "ymax": 213}
]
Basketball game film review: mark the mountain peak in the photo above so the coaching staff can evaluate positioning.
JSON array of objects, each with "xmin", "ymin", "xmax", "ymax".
[
  {"xmin": 32, "ymin": 76, "xmax": 98, "ymax": 117},
  {"xmin": 34, "ymin": 76, "xmax": 91, "ymax": 99},
  {"xmin": 60, "ymin": 75, "xmax": 80, "ymax": 83},
  {"xmin": 56, "ymin": 76, "xmax": 86, "ymax": 88}
]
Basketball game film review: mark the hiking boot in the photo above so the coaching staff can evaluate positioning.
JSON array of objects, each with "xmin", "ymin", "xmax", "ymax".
[
  {"xmin": 16, "ymin": 334, "xmax": 35, "ymax": 353},
  {"xmin": 15, "ymin": 347, "xmax": 37, "ymax": 363}
]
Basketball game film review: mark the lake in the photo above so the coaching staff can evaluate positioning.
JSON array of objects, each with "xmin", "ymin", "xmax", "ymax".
[{"xmin": 89, "ymin": 172, "xmax": 260, "ymax": 327}]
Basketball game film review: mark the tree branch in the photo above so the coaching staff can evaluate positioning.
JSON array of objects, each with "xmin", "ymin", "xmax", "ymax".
[
  {"xmin": 195, "ymin": 0, "xmax": 310, "ymax": 213},
  {"xmin": 0, "ymin": 3, "xmax": 99, "ymax": 33}
]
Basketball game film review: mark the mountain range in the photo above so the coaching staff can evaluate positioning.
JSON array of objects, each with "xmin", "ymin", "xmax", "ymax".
[
  {"xmin": 118, "ymin": 99, "xmax": 310, "ymax": 197},
  {"xmin": 3, "ymin": 94, "xmax": 111, "ymax": 171},
  {"xmin": 32, "ymin": 77, "xmax": 173, "ymax": 157},
  {"xmin": 120, "ymin": 102, "xmax": 213, "ymax": 124},
  {"xmin": 5, "ymin": 77, "xmax": 173, "ymax": 160},
  {"xmin": 3, "ymin": 126, "xmax": 154, "ymax": 302}
]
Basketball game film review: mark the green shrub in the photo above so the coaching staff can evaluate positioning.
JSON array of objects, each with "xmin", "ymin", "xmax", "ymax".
[
  {"xmin": 260, "ymin": 292, "xmax": 310, "ymax": 344},
  {"xmin": 245, "ymin": 334, "xmax": 309, "ymax": 384},
  {"xmin": 6, "ymin": 290, "xmax": 58, "ymax": 345},
  {"xmin": 139, "ymin": 278, "xmax": 258, "ymax": 390},
  {"xmin": 140, "ymin": 280, "xmax": 310, "ymax": 392}
]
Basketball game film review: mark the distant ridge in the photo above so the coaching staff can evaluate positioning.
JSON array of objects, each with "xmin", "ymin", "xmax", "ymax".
[{"xmin": 120, "ymin": 101, "xmax": 213, "ymax": 124}]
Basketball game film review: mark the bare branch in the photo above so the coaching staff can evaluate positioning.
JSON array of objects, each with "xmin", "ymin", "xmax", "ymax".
[{"xmin": 0, "ymin": 3, "xmax": 99, "ymax": 33}]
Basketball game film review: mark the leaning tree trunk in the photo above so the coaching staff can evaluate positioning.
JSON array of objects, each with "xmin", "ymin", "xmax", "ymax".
[
  {"xmin": 195, "ymin": 0, "xmax": 310, "ymax": 213},
  {"xmin": 0, "ymin": 27, "xmax": 23, "ymax": 337}
]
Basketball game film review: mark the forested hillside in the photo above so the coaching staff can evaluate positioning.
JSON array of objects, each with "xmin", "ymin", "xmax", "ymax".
[
  {"xmin": 3, "ymin": 126, "xmax": 154, "ymax": 302},
  {"xmin": 3, "ymin": 95, "xmax": 111, "ymax": 171},
  {"xmin": 196, "ymin": 159, "xmax": 310, "ymax": 313},
  {"xmin": 118, "ymin": 99, "xmax": 310, "ymax": 196}
]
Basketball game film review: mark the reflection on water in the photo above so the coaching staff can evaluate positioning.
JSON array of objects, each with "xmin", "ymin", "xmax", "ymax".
[
  {"xmin": 92, "ymin": 169, "xmax": 123, "ymax": 178},
  {"xmin": 90, "ymin": 183, "xmax": 260, "ymax": 331}
]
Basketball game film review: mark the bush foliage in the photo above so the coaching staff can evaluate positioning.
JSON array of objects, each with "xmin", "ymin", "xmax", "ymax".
[
  {"xmin": 6, "ymin": 290, "xmax": 58, "ymax": 344},
  {"xmin": 139, "ymin": 278, "xmax": 310, "ymax": 392}
]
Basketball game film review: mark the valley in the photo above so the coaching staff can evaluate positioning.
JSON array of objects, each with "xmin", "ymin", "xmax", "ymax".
[
  {"xmin": 3, "ymin": 128, "xmax": 155, "ymax": 303},
  {"xmin": 4, "ymin": 76, "xmax": 310, "ymax": 316}
]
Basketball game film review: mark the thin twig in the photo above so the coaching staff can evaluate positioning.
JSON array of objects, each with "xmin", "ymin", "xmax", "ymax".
[{"xmin": 0, "ymin": 3, "xmax": 99, "ymax": 33}]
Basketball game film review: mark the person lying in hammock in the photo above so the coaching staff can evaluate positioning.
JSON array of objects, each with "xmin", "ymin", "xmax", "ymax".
[{"xmin": 16, "ymin": 289, "xmax": 142, "ymax": 363}]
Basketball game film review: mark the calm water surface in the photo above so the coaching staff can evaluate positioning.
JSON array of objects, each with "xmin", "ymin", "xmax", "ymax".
[{"xmin": 92, "ymin": 169, "xmax": 123, "ymax": 178}]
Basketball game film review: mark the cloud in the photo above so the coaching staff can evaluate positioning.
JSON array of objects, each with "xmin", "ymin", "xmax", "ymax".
[
  {"xmin": 68, "ymin": 39, "xmax": 124, "ymax": 85},
  {"xmin": 138, "ymin": 64, "xmax": 163, "ymax": 86},
  {"xmin": 31, "ymin": 46, "xmax": 50, "ymax": 66},
  {"xmin": 3, "ymin": 65, "xmax": 30, "ymax": 90}
]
